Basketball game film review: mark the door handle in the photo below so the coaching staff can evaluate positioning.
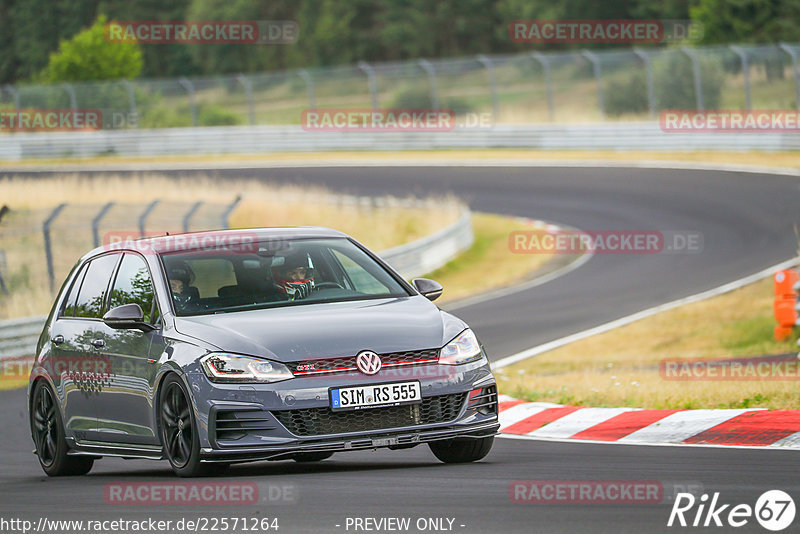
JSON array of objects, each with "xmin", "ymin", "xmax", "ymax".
[
  {"xmin": 51, "ymin": 335, "xmax": 64, "ymax": 345},
  {"xmin": 91, "ymin": 339, "xmax": 106, "ymax": 348}
]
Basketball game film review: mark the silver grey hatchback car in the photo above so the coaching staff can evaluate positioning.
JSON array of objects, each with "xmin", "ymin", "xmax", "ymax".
[{"xmin": 29, "ymin": 227, "xmax": 499, "ymax": 477}]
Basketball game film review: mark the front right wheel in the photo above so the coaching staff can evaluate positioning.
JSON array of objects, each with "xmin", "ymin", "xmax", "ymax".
[{"xmin": 429, "ymin": 436, "xmax": 494, "ymax": 463}]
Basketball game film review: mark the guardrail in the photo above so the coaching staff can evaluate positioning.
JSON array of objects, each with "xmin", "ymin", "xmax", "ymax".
[
  {"xmin": 0, "ymin": 211, "xmax": 473, "ymax": 360},
  {"xmin": 382, "ymin": 210, "xmax": 473, "ymax": 279},
  {"xmin": 2, "ymin": 123, "xmax": 798, "ymax": 161},
  {"xmin": 0, "ymin": 315, "xmax": 47, "ymax": 360}
]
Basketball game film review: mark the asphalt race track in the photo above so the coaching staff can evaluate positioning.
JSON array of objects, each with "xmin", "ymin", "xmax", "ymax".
[{"xmin": 1, "ymin": 165, "xmax": 799, "ymax": 533}]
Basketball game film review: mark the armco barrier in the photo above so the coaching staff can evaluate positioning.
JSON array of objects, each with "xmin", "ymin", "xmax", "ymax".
[
  {"xmin": 2, "ymin": 123, "xmax": 800, "ymax": 161},
  {"xmin": 0, "ymin": 315, "xmax": 47, "ymax": 359},
  {"xmin": 0, "ymin": 211, "xmax": 473, "ymax": 360},
  {"xmin": 381, "ymin": 210, "xmax": 473, "ymax": 279}
]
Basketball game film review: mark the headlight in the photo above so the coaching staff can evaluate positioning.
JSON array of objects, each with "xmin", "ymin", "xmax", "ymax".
[
  {"xmin": 200, "ymin": 353, "xmax": 293, "ymax": 383},
  {"xmin": 439, "ymin": 329, "xmax": 483, "ymax": 365}
]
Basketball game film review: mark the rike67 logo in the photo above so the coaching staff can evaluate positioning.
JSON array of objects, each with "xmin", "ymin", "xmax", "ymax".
[{"xmin": 668, "ymin": 490, "xmax": 795, "ymax": 531}]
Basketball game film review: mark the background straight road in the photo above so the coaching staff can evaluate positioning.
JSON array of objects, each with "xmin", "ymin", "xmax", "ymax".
[{"xmin": 1, "ymin": 166, "xmax": 798, "ymax": 533}]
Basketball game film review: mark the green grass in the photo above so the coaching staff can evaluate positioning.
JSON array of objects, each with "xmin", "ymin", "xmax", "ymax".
[
  {"xmin": 426, "ymin": 213, "xmax": 554, "ymax": 304},
  {"xmin": 499, "ymin": 277, "xmax": 800, "ymax": 410}
]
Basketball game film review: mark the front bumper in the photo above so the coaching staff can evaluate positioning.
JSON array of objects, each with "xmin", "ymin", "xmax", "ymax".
[
  {"xmin": 185, "ymin": 359, "xmax": 499, "ymax": 462},
  {"xmin": 200, "ymin": 419, "xmax": 499, "ymax": 463}
]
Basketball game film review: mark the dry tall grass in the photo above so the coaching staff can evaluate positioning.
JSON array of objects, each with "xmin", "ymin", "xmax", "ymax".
[{"xmin": 0, "ymin": 173, "xmax": 463, "ymax": 318}]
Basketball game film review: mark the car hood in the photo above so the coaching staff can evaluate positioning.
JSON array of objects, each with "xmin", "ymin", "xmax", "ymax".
[{"xmin": 173, "ymin": 296, "xmax": 468, "ymax": 362}]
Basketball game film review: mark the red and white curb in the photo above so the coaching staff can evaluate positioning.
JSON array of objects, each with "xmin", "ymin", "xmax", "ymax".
[{"xmin": 498, "ymin": 395, "xmax": 800, "ymax": 449}]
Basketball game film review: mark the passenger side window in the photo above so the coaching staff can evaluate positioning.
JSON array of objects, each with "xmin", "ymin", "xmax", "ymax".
[
  {"xmin": 331, "ymin": 250, "xmax": 390, "ymax": 294},
  {"xmin": 73, "ymin": 254, "xmax": 120, "ymax": 319},
  {"xmin": 60, "ymin": 263, "xmax": 89, "ymax": 317},
  {"xmin": 108, "ymin": 254, "xmax": 156, "ymax": 323}
]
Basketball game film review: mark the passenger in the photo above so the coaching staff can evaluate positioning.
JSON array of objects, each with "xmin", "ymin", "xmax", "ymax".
[{"xmin": 167, "ymin": 264, "xmax": 196, "ymax": 310}]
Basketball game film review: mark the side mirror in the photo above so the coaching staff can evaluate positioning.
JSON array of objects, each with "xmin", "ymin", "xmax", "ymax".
[
  {"xmin": 412, "ymin": 278, "xmax": 443, "ymax": 302},
  {"xmin": 103, "ymin": 303, "xmax": 154, "ymax": 332}
]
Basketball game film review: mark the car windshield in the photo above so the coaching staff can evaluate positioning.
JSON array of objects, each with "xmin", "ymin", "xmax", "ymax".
[{"xmin": 160, "ymin": 237, "xmax": 410, "ymax": 316}]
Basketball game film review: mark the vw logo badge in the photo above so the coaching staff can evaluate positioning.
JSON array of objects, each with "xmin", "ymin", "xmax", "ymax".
[{"xmin": 356, "ymin": 351, "xmax": 382, "ymax": 375}]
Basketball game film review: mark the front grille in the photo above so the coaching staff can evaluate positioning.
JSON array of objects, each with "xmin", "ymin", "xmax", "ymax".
[
  {"xmin": 287, "ymin": 349, "xmax": 440, "ymax": 376},
  {"xmin": 213, "ymin": 408, "xmax": 276, "ymax": 442},
  {"xmin": 273, "ymin": 393, "xmax": 468, "ymax": 437}
]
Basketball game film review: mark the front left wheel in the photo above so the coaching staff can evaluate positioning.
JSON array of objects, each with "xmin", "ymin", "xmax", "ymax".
[
  {"xmin": 291, "ymin": 451, "xmax": 334, "ymax": 463},
  {"xmin": 159, "ymin": 374, "xmax": 215, "ymax": 477},
  {"xmin": 429, "ymin": 436, "xmax": 494, "ymax": 464},
  {"xmin": 31, "ymin": 381, "xmax": 94, "ymax": 476}
]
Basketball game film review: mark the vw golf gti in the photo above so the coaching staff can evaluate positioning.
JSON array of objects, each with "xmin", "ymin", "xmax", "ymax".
[{"xmin": 28, "ymin": 227, "xmax": 499, "ymax": 476}]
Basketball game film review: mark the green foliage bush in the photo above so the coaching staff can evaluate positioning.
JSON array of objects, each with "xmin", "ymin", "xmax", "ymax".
[
  {"xmin": 653, "ymin": 51, "xmax": 724, "ymax": 109},
  {"xmin": 390, "ymin": 87, "xmax": 474, "ymax": 115},
  {"xmin": 198, "ymin": 104, "xmax": 243, "ymax": 126},
  {"xmin": 603, "ymin": 52, "xmax": 725, "ymax": 116},
  {"xmin": 39, "ymin": 15, "xmax": 142, "ymax": 83},
  {"xmin": 391, "ymin": 87, "xmax": 435, "ymax": 108},
  {"xmin": 604, "ymin": 71, "xmax": 649, "ymax": 117}
]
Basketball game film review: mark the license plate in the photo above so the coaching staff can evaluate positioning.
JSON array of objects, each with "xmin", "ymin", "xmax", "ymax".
[{"xmin": 330, "ymin": 381, "xmax": 421, "ymax": 411}]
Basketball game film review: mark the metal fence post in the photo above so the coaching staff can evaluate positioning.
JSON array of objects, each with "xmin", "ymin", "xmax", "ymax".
[
  {"xmin": 298, "ymin": 70, "xmax": 316, "ymax": 110},
  {"xmin": 633, "ymin": 49, "xmax": 656, "ymax": 118},
  {"xmin": 182, "ymin": 201, "xmax": 203, "ymax": 233},
  {"xmin": 476, "ymin": 55, "xmax": 499, "ymax": 123},
  {"xmin": 222, "ymin": 196, "xmax": 242, "ymax": 229},
  {"xmin": 0, "ymin": 206, "xmax": 8, "ymax": 294},
  {"xmin": 178, "ymin": 77, "xmax": 198, "ymax": 126},
  {"xmin": 358, "ymin": 61, "xmax": 380, "ymax": 110},
  {"xmin": 581, "ymin": 51, "xmax": 605, "ymax": 117},
  {"xmin": 3, "ymin": 85, "xmax": 19, "ymax": 112},
  {"xmin": 138, "ymin": 200, "xmax": 160, "ymax": 238},
  {"xmin": 120, "ymin": 80, "xmax": 137, "ymax": 128},
  {"xmin": 61, "ymin": 83, "xmax": 78, "ymax": 113},
  {"xmin": 236, "ymin": 75, "xmax": 256, "ymax": 125},
  {"xmin": 43, "ymin": 203, "xmax": 67, "ymax": 293},
  {"xmin": 91, "ymin": 202, "xmax": 114, "ymax": 248},
  {"xmin": 730, "ymin": 45, "xmax": 752, "ymax": 110},
  {"xmin": 531, "ymin": 53, "xmax": 555, "ymax": 121},
  {"xmin": 418, "ymin": 59, "xmax": 440, "ymax": 109},
  {"xmin": 779, "ymin": 44, "xmax": 800, "ymax": 111},
  {"xmin": 681, "ymin": 47, "xmax": 704, "ymax": 111}
]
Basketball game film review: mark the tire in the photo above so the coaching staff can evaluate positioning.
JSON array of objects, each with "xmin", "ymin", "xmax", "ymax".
[
  {"xmin": 292, "ymin": 452, "xmax": 334, "ymax": 463},
  {"xmin": 429, "ymin": 436, "xmax": 494, "ymax": 464},
  {"xmin": 30, "ymin": 381, "xmax": 94, "ymax": 476},
  {"xmin": 159, "ymin": 374, "xmax": 214, "ymax": 477}
]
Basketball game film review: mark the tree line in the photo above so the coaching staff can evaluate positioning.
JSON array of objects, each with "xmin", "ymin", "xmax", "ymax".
[{"xmin": 1, "ymin": 0, "xmax": 799, "ymax": 85}]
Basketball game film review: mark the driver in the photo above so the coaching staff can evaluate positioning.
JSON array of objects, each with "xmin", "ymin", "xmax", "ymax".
[{"xmin": 274, "ymin": 251, "xmax": 315, "ymax": 300}]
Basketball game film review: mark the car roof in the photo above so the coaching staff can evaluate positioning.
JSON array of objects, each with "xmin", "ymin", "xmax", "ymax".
[{"xmin": 80, "ymin": 226, "xmax": 350, "ymax": 262}]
